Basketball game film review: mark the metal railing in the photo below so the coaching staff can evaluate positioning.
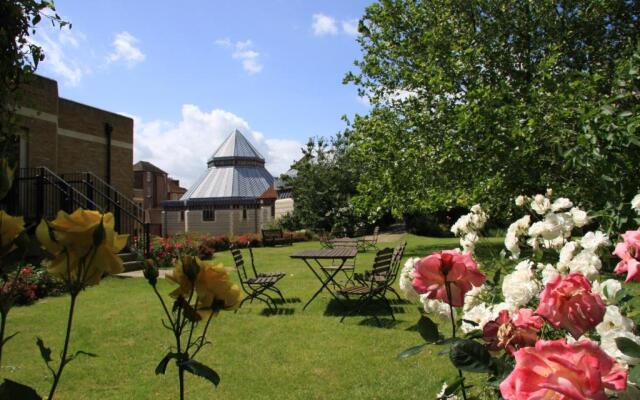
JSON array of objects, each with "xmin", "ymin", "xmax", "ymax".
[{"xmin": 2, "ymin": 167, "xmax": 149, "ymax": 255}]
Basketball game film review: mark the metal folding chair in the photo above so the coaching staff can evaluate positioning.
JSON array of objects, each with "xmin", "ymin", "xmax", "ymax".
[{"xmin": 232, "ymin": 248, "xmax": 285, "ymax": 311}]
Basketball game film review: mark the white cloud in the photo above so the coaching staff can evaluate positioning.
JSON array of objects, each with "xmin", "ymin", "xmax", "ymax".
[
  {"xmin": 33, "ymin": 30, "xmax": 86, "ymax": 86},
  {"xmin": 133, "ymin": 105, "xmax": 302, "ymax": 187},
  {"xmin": 216, "ymin": 39, "xmax": 263, "ymax": 75},
  {"xmin": 106, "ymin": 31, "xmax": 145, "ymax": 67},
  {"xmin": 342, "ymin": 19, "xmax": 359, "ymax": 36},
  {"xmin": 312, "ymin": 13, "xmax": 338, "ymax": 36}
]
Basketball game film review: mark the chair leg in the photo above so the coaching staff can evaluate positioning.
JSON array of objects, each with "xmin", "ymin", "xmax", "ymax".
[
  {"xmin": 382, "ymin": 296, "xmax": 395, "ymax": 321},
  {"xmin": 387, "ymin": 286, "xmax": 403, "ymax": 301},
  {"xmin": 266, "ymin": 285, "xmax": 286, "ymax": 302}
]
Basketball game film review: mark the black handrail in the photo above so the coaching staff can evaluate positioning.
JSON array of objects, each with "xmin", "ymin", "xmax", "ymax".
[
  {"xmin": 60, "ymin": 171, "xmax": 149, "ymax": 256},
  {"xmin": 3, "ymin": 167, "xmax": 150, "ymax": 256}
]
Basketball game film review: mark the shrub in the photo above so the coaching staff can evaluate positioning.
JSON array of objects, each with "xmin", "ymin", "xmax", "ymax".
[{"xmin": 1, "ymin": 264, "xmax": 67, "ymax": 306}]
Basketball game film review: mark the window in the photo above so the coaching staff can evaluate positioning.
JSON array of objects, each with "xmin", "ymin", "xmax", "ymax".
[
  {"xmin": 242, "ymin": 207, "xmax": 247, "ymax": 220},
  {"xmin": 203, "ymin": 209, "xmax": 215, "ymax": 221},
  {"xmin": 133, "ymin": 172, "xmax": 143, "ymax": 189},
  {"xmin": 271, "ymin": 204, "xmax": 275, "ymax": 217},
  {"xmin": 179, "ymin": 210, "xmax": 184, "ymax": 221}
]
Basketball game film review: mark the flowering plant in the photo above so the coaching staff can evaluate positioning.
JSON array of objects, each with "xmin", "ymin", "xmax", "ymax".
[
  {"xmin": 400, "ymin": 195, "xmax": 640, "ymax": 399},
  {"xmin": 145, "ymin": 255, "xmax": 242, "ymax": 399}
]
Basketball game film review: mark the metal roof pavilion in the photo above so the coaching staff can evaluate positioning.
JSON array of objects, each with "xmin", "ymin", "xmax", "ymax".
[{"xmin": 179, "ymin": 129, "xmax": 274, "ymax": 202}]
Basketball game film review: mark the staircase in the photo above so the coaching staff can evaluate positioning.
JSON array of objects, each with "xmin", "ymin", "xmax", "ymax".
[{"xmin": 2, "ymin": 167, "xmax": 149, "ymax": 271}]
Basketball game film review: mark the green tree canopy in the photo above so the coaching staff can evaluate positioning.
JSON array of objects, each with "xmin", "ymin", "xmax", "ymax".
[{"xmin": 345, "ymin": 0, "xmax": 640, "ymax": 223}]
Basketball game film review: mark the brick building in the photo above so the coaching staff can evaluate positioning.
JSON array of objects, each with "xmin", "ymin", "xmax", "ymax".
[
  {"xmin": 12, "ymin": 74, "xmax": 134, "ymax": 198},
  {"xmin": 133, "ymin": 161, "xmax": 186, "ymax": 235},
  {"xmin": 2, "ymin": 74, "xmax": 147, "ymax": 251},
  {"xmin": 162, "ymin": 129, "xmax": 277, "ymax": 236}
]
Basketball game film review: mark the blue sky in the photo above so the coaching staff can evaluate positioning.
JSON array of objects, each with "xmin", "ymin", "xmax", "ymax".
[{"xmin": 33, "ymin": 0, "xmax": 373, "ymax": 186}]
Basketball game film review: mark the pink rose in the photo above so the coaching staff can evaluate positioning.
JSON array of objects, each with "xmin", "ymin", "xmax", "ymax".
[
  {"xmin": 411, "ymin": 249, "xmax": 485, "ymax": 307},
  {"xmin": 483, "ymin": 308, "xmax": 543, "ymax": 354},
  {"xmin": 535, "ymin": 273, "xmax": 605, "ymax": 339},
  {"xmin": 613, "ymin": 229, "xmax": 640, "ymax": 283},
  {"xmin": 500, "ymin": 339, "xmax": 627, "ymax": 400}
]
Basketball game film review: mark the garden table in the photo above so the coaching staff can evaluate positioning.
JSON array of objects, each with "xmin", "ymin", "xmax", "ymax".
[{"xmin": 290, "ymin": 247, "xmax": 358, "ymax": 310}]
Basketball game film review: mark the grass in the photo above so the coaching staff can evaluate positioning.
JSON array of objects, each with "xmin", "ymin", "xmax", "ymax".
[{"xmin": 1, "ymin": 234, "xmax": 504, "ymax": 399}]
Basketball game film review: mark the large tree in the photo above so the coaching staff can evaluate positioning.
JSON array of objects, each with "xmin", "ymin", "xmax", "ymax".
[
  {"xmin": 0, "ymin": 0, "xmax": 67, "ymax": 155},
  {"xmin": 286, "ymin": 135, "xmax": 361, "ymax": 233},
  {"xmin": 345, "ymin": 0, "xmax": 640, "ymax": 223}
]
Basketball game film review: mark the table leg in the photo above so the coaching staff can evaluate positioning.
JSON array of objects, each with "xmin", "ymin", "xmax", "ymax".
[{"xmin": 302, "ymin": 258, "xmax": 347, "ymax": 311}]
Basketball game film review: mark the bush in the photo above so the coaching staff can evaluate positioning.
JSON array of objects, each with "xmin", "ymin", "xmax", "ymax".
[
  {"xmin": 150, "ymin": 236, "xmax": 198, "ymax": 268},
  {"xmin": 1, "ymin": 264, "xmax": 67, "ymax": 306},
  {"xmin": 197, "ymin": 235, "xmax": 230, "ymax": 259},
  {"xmin": 404, "ymin": 207, "xmax": 469, "ymax": 237}
]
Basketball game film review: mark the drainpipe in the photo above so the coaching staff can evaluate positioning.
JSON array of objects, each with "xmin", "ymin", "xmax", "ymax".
[{"xmin": 104, "ymin": 122, "xmax": 112, "ymax": 185}]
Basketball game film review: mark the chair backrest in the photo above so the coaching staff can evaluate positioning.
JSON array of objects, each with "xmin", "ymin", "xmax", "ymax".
[
  {"xmin": 231, "ymin": 248, "xmax": 249, "ymax": 281},
  {"xmin": 370, "ymin": 247, "xmax": 395, "ymax": 283},
  {"xmin": 371, "ymin": 226, "xmax": 380, "ymax": 241},
  {"xmin": 389, "ymin": 241, "xmax": 407, "ymax": 284},
  {"xmin": 248, "ymin": 247, "xmax": 259, "ymax": 277}
]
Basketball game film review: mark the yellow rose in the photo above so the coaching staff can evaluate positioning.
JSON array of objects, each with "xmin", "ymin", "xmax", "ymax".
[
  {"xmin": 36, "ymin": 209, "xmax": 129, "ymax": 286},
  {"xmin": 167, "ymin": 256, "xmax": 242, "ymax": 316},
  {"xmin": 0, "ymin": 211, "xmax": 24, "ymax": 253}
]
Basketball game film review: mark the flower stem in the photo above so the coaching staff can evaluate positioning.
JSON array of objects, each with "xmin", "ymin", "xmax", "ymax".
[
  {"xmin": 47, "ymin": 292, "xmax": 78, "ymax": 400},
  {"xmin": 445, "ymin": 282, "xmax": 467, "ymax": 400},
  {"xmin": 0, "ymin": 309, "xmax": 7, "ymax": 367}
]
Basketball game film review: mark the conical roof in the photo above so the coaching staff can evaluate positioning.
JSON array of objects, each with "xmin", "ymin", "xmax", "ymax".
[
  {"xmin": 181, "ymin": 129, "xmax": 274, "ymax": 202},
  {"xmin": 207, "ymin": 129, "xmax": 264, "ymax": 165}
]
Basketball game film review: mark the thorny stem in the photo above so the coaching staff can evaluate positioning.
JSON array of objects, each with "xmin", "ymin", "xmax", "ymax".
[
  {"xmin": 445, "ymin": 282, "xmax": 468, "ymax": 400},
  {"xmin": 152, "ymin": 285, "xmax": 175, "ymax": 329},
  {"xmin": 0, "ymin": 309, "xmax": 6, "ymax": 367},
  {"xmin": 47, "ymin": 291, "xmax": 78, "ymax": 400}
]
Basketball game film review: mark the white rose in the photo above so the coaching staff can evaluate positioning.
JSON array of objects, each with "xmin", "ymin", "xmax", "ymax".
[
  {"xmin": 528, "ymin": 221, "xmax": 546, "ymax": 237},
  {"xmin": 460, "ymin": 303, "xmax": 493, "ymax": 334},
  {"xmin": 596, "ymin": 305, "xmax": 635, "ymax": 337},
  {"xmin": 504, "ymin": 232, "xmax": 520, "ymax": 259},
  {"xmin": 592, "ymin": 279, "xmax": 622, "ymax": 305},
  {"xmin": 463, "ymin": 285, "xmax": 487, "ymax": 312},
  {"xmin": 470, "ymin": 204, "xmax": 482, "ymax": 214},
  {"xmin": 567, "ymin": 250, "xmax": 602, "ymax": 281},
  {"xmin": 580, "ymin": 231, "xmax": 610, "ymax": 252},
  {"xmin": 546, "ymin": 188, "xmax": 553, "ymax": 197},
  {"xmin": 541, "ymin": 213, "xmax": 565, "ymax": 241},
  {"xmin": 420, "ymin": 297, "xmax": 452, "ymax": 322},
  {"xmin": 399, "ymin": 258, "xmax": 420, "ymax": 302},
  {"xmin": 551, "ymin": 197, "xmax": 574, "ymax": 212},
  {"xmin": 632, "ymin": 193, "xmax": 640, "ymax": 214},
  {"xmin": 460, "ymin": 232, "xmax": 478, "ymax": 254},
  {"xmin": 570, "ymin": 207, "xmax": 589, "ymax": 227},
  {"xmin": 526, "ymin": 237, "xmax": 540, "ymax": 251},
  {"xmin": 514, "ymin": 259, "xmax": 534, "ymax": 271},
  {"xmin": 451, "ymin": 214, "xmax": 471, "ymax": 236},
  {"xmin": 502, "ymin": 267, "xmax": 541, "ymax": 308},
  {"xmin": 543, "ymin": 235, "xmax": 566, "ymax": 250},
  {"xmin": 540, "ymin": 263, "xmax": 559, "ymax": 286},
  {"xmin": 515, "ymin": 195, "xmax": 527, "ymax": 207},
  {"xmin": 558, "ymin": 241, "xmax": 578, "ymax": 272},
  {"xmin": 600, "ymin": 330, "xmax": 640, "ymax": 367},
  {"xmin": 531, "ymin": 194, "xmax": 551, "ymax": 215}
]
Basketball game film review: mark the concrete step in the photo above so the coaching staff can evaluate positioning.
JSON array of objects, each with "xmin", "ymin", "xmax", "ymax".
[
  {"xmin": 118, "ymin": 252, "xmax": 138, "ymax": 263},
  {"xmin": 123, "ymin": 260, "xmax": 144, "ymax": 272}
]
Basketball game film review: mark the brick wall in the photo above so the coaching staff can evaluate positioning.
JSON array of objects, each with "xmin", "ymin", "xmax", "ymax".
[{"xmin": 13, "ymin": 75, "xmax": 134, "ymax": 199}]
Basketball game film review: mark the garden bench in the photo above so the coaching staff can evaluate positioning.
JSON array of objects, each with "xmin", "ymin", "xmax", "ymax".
[{"xmin": 261, "ymin": 228, "xmax": 293, "ymax": 247}]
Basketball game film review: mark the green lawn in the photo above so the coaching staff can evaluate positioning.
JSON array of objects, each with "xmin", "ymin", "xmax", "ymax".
[{"xmin": 2, "ymin": 235, "xmax": 504, "ymax": 399}]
